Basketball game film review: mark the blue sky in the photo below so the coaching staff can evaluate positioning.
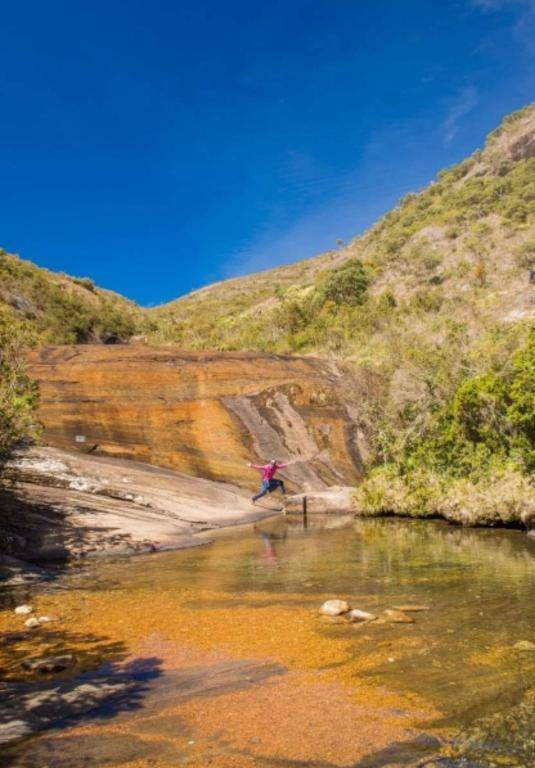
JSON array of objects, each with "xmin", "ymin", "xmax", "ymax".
[{"xmin": 1, "ymin": 0, "xmax": 534, "ymax": 305}]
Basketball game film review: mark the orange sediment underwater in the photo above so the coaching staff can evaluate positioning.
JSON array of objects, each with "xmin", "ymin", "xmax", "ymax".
[{"xmin": 0, "ymin": 584, "xmax": 445, "ymax": 767}]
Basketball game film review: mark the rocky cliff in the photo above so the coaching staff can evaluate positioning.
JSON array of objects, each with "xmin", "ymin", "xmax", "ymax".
[{"xmin": 27, "ymin": 346, "xmax": 364, "ymax": 491}]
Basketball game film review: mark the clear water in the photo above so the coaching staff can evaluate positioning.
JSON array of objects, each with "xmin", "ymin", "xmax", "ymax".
[{"xmin": 2, "ymin": 515, "xmax": 535, "ymax": 767}]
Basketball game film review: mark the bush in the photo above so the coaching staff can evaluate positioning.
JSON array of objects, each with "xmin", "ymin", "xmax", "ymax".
[
  {"xmin": 73, "ymin": 276, "xmax": 96, "ymax": 292},
  {"xmin": 408, "ymin": 327, "xmax": 535, "ymax": 477},
  {"xmin": 0, "ymin": 310, "xmax": 40, "ymax": 463},
  {"xmin": 354, "ymin": 465, "xmax": 533, "ymax": 526},
  {"xmin": 317, "ymin": 259, "xmax": 370, "ymax": 306},
  {"xmin": 514, "ymin": 240, "xmax": 535, "ymax": 269}
]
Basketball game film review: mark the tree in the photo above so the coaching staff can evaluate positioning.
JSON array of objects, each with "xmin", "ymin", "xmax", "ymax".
[
  {"xmin": 318, "ymin": 259, "xmax": 370, "ymax": 306},
  {"xmin": 0, "ymin": 310, "xmax": 40, "ymax": 464}
]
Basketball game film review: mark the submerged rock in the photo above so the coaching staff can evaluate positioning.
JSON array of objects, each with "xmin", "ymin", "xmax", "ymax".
[
  {"xmin": 384, "ymin": 609, "xmax": 415, "ymax": 624},
  {"xmin": 22, "ymin": 654, "xmax": 74, "ymax": 673},
  {"xmin": 14, "ymin": 605, "xmax": 33, "ymax": 616},
  {"xmin": 393, "ymin": 604, "xmax": 430, "ymax": 612},
  {"xmin": 346, "ymin": 609, "xmax": 377, "ymax": 623},
  {"xmin": 514, "ymin": 640, "xmax": 535, "ymax": 652},
  {"xmin": 319, "ymin": 599, "xmax": 350, "ymax": 616}
]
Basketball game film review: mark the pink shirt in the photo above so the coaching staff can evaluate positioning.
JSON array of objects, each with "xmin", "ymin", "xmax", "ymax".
[{"xmin": 250, "ymin": 462, "xmax": 289, "ymax": 481}]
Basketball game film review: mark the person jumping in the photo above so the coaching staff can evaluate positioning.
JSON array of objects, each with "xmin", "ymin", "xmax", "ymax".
[{"xmin": 248, "ymin": 458, "xmax": 292, "ymax": 504}]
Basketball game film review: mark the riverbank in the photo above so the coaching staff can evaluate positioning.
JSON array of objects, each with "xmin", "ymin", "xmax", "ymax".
[
  {"xmin": 0, "ymin": 447, "xmax": 279, "ymax": 584},
  {"xmin": 353, "ymin": 466, "xmax": 535, "ymax": 536}
]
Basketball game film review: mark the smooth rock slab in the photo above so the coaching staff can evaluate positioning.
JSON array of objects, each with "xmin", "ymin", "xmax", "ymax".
[{"xmin": 319, "ymin": 599, "xmax": 350, "ymax": 616}]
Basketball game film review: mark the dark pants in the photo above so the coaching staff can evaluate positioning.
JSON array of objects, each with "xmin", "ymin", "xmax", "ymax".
[{"xmin": 253, "ymin": 478, "xmax": 285, "ymax": 501}]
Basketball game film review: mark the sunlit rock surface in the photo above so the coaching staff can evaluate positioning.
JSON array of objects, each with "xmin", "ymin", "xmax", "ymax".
[
  {"xmin": 27, "ymin": 345, "xmax": 364, "ymax": 490},
  {"xmin": 284, "ymin": 485, "xmax": 355, "ymax": 514},
  {"xmin": 3, "ymin": 447, "xmax": 277, "ymax": 563}
]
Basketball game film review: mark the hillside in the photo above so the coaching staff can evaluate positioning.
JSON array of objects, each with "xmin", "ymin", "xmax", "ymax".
[
  {"xmin": 0, "ymin": 250, "xmax": 144, "ymax": 345},
  {"xmin": 149, "ymin": 105, "xmax": 535, "ymax": 354},
  {"xmin": 3, "ymin": 105, "xmax": 534, "ymax": 354}
]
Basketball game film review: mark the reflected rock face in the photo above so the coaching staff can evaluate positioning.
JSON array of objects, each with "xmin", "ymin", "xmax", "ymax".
[{"xmin": 28, "ymin": 346, "xmax": 365, "ymax": 490}]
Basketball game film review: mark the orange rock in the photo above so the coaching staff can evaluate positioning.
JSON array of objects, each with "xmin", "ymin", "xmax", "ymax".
[{"xmin": 27, "ymin": 346, "xmax": 364, "ymax": 490}]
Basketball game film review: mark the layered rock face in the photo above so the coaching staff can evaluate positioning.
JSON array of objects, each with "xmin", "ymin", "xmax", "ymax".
[{"xmin": 27, "ymin": 346, "xmax": 364, "ymax": 491}]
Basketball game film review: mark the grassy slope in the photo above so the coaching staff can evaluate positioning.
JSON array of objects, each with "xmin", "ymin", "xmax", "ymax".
[
  {"xmin": 4, "ymin": 105, "xmax": 534, "ymax": 353},
  {"xmin": 149, "ymin": 105, "xmax": 535, "ymax": 356},
  {"xmin": 0, "ymin": 251, "xmax": 144, "ymax": 344}
]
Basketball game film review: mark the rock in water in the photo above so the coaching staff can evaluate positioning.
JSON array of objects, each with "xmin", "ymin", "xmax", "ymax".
[
  {"xmin": 14, "ymin": 605, "xmax": 33, "ymax": 615},
  {"xmin": 319, "ymin": 599, "xmax": 350, "ymax": 616},
  {"xmin": 393, "ymin": 604, "xmax": 430, "ymax": 612},
  {"xmin": 22, "ymin": 654, "xmax": 74, "ymax": 673},
  {"xmin": 514, "ymin": 640, "xmax": 535, "ymax": 651},
  {"xmin": 346, "ymin": 609, "xmax": 377, "ymax": 623},
  {"xmin": 24, "ymin": 617, "xmax": 40, "ymax": 629},
  {"xmin": 384, "ymin": 609, "xmax": 415, "ymax": 624}
]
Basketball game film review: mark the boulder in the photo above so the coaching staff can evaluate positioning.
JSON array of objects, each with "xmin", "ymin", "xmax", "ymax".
[
  {"xmin": 285, "ymin": 487, "xmax": 355, "ymax": 515},
  {"xmin": 14, "ymin": 605, "xmax": 33, "ymax": 616},
  {"xmin": 346, "ymin": 609, "xmax": 377, "ymax": 623},
  {"xmin": 384, "ymin": 609, "xmax": 415, "ymax": 624},
  {"xmin": 319, "ymin": 599, "xmax": 350, "ymax": 616},
  {"xmin": 24, "ymin": 618, "xmax": 40, "ymax": 629}
]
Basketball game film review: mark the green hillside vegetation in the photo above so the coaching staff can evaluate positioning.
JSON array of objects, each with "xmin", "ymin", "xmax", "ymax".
[
  {"xmin": 0, "ymin": 250, "xmax": 144, "ymax": 345},
  {"xmin": 0, "ymin": 309, "xmax": 40, "ymax": 465},
  {"xmin": 149, "ymin": 104, "xmax": 535, "ymax": 355}
]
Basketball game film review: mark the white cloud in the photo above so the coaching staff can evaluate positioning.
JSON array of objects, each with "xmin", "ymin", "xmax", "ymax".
[{"xmin": 442, "ymin": 86, "xmax": 478, "ymax": 144}]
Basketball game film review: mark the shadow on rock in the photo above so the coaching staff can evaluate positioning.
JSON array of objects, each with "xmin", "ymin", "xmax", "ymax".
[
  {"xmin": 0, "ymin": 487, "xmax": 79, "ymax": 588},
  {"xmin": 0, "ymin": 624, "xmax": 162, "ymax": 764}
]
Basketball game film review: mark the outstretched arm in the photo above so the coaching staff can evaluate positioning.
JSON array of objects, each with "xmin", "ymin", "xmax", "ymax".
[{"xmin": 247, "ymin": 462, "xmax": 265, "ymax": 470}]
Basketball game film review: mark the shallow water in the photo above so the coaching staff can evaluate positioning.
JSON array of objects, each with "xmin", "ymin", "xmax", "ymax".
[{"xmin": 2, "ymin": 516, "xmax": 535, "ymax": 767}]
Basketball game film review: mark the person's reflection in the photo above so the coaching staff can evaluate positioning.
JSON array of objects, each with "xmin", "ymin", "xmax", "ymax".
[{"xmin": 262, "ymin": 533, "xmax": 277, "ymax": 565}]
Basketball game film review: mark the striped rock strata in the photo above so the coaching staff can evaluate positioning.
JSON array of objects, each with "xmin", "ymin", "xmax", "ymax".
[{"xmin": 27, "ymin": 346, "xmax": 365, "ymax": 491}]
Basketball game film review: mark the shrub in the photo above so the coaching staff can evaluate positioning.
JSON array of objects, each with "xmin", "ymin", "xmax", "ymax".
[
  {"xmin": 474, "ymin": 261, "xmax": 487, "ymax": 286},
  {"xmin": 0, "ymin": 310, "xmax": 40, "ymax": 463},
  {"xmin": 317, "ymin": 259, "xmax": 370, "ymax": 306},
  {"xmin": 514, "ymin": 240, "xmax": 535, "ymax": 269},
  {"xmin": 73, "ymin": 276, "xmax": 96, "ymax": 292}
]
